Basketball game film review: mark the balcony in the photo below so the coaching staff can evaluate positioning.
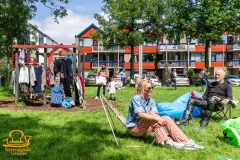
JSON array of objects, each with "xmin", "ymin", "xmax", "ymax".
[
  {"xmin": 91, "ymin": 60, "xmax": 125, "ymax": 68},
  {"xmin": 157, "ymin": 60, "xmax": 196, "ymax": 68},
  {"xmin": 158, "ymin": 43, "xmax": 195, "ymax": 52},
  {"xmin": 227, "ymin": 44, "xmax": 240, "ymax": 51},
  {"xmin": 227, "ymin": 59, "xmax": 240, "ymax": 68},
  {"xmin": 92, "ymin": 44, "xmax": 125, "ymax": 53}
]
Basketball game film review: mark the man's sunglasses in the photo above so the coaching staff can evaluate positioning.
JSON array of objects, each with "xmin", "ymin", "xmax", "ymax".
[{"xmin": 145, "ymin": 86, "xmax": 153, "ymax": 91}]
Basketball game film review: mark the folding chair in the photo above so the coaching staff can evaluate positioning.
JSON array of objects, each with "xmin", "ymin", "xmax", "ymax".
[
  {"xmin": 211, "ymin": 105, "xmax": 231, "ymax": 122},
  {"xmin": 100, "ymin": 94, "xmax": 155, "ymax": 146},
  {"xmin": 100, "ymin": 94, "xmax": 127, "ymax": 146},
  {"xmin": 210, "ymin": 98, "xmax": 238, "ymax": 122}
]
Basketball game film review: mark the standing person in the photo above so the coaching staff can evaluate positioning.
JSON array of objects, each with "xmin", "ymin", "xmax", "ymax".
[
  {"xmin": 176, "ymin": 69, "xmax": 233, "ymax": 127},
  {"xmin": 199, "ymin": 68, "xmax": 208, "ymax": 92},
  {"xmin": 108, "ymin": 79, "xmax": 117, "ymax": 101},
  {"xmin": 119, "ymin": 69, "xmax": 126, "ymax": 87},
  {"xmin": 169, "ymin": 68, "xmax": 177, "ymax": 90},
  {"xmin": 95, "ymin": 64, "xmax": 109, "ymax": 99},
  {"xmin": 124, "ymin": 79, "xmax": 204, "ymax": 150}
]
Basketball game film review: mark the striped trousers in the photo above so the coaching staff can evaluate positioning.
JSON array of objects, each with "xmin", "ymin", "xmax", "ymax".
[{"xmin": 128, "ymin": 113, "xmax": 189, "ymax": 144}]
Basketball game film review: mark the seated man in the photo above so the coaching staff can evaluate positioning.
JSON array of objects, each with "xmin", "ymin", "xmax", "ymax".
[{"xmin": 176, "ymin": 69, "xmax": 233, "ymax": 127}]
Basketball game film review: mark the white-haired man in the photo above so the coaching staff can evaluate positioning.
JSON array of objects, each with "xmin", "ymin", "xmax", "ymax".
[{"xmin": 176, "ymin": 69, "xmax": 233, "ymax": 127}]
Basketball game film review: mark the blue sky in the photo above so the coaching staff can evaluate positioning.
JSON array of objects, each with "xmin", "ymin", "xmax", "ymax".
[{"xmin": 30, "ymin": 0, "xmax": 104, "ymax": 44}]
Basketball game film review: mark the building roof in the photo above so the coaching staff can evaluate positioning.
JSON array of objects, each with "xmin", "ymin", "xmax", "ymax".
[
  {"xmin": 75, "ymin": 23, "xmax": 99, "ymax": 38},
  {"xmin": 28, "ymin": 23, "xmax": 58, "ymax": 44}
]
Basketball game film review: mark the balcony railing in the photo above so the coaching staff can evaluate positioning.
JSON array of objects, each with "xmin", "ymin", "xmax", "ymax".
[
  {"xmin": 227, "ymin": 44, "xmax": 240, "ymax": 50},
  {"xmin": 157, "ymin": 60, "xmax": 196, "ymax": 68},
  {"xmin": 91, "ymin": 60, "xmax": 125, "ymax": 68},
  {"xmin": 92, "ymin": 44, "xmax": 125, "ymax": 52},
  {"xmin": 227, "ymin": 59, "xmax": 240, "ymax": 68},
  {"xmin": 158, "ymin": 43, "xmax": 195, "ymax": 52}
]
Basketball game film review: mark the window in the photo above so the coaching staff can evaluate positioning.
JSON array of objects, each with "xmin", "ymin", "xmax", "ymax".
[
  {"xmin": 83, "ymin": 38, "xmax": 92, "ymax": 46},
  {"xmin": 143, "ymin": 54, "xmax": 148, "ymax": 62},
  {"xmin": 27, "ymin": 36, "xmax": 30, "ymax": 44},
  {"xmin": 143, "ymin": 40, "xmax": 157, "ymax": 46},
  {"xmin": 39, "ymin": 35, "xmax": 44, "ymax": 44},
  {"xmin": 79, "ymin": 39, "xmax": 83, "ymax": 47},
  {"xmin": 85, "ymin": 54, "xmax": 92, "ymax": 62},
  {"xmin": 191, "ymin": 53, "xmax": 202, "ymax": 62},
  {"xmin": 211, "ymin": 52, "xmax": 224, "ymax": 62},
  {"xmin": 201, "ymin": 53, "xmax": 205, "ymax": 61},
  {"xmin": 133, "ymin": 54, "xmax": 148, "ymax": 62}
]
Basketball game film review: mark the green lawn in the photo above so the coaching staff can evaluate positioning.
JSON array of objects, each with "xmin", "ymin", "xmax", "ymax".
[{"xmin": 0, "ymin": 85, "xmax": 240, "ymax": 160}]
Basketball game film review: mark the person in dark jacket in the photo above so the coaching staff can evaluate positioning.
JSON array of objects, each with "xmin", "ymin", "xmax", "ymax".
[{"xmin": 176, "ymin": 69, "xmax": 233, "ymax": 127}]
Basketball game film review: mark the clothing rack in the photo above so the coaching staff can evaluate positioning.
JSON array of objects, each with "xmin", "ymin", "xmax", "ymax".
[
  {"xmin": 13, "ymin": 45, "xmax": 78, "ymax": 105},
  {"xmin": 18, "ymin": 63, "xmax": 39, "ymax": 65}
]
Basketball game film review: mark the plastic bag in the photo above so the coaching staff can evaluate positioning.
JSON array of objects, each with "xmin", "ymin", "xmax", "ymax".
[
  {"xmin": 61, "ymin": 97, "xmax": 75, "ymax": 109},
  {"xmin": 96, "ymin": 76, "xmax": 106, "ymax": 85}
]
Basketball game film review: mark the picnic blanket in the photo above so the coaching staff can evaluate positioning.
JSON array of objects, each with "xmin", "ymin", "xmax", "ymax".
[{"xmin": 156, "ymin": 91, "xmax": 202, "ymax": 118}]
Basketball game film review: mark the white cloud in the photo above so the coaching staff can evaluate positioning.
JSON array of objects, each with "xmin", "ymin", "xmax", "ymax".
[
  {"xmin": 30, "ymin": 9, "xmax": 99, "ymax": 44},
  {"xmin": 74, "ymin": 5, "xmax": 92, "ymax": 12}
]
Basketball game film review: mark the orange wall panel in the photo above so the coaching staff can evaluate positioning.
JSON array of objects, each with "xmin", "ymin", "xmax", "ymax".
[
  {"xmin": 125, "ymin": 46, "xmax": 139, "ymax": 53},
  {"xmin": 124, "ymin": 62, "xmax": 139, "ymax": 69},
  {"xmin": 81, "ymin": 28, "xmax": 97, "ymax": 38},
  {"xmin": 81, "ymin": 47, "xmax": 92, "ymax": 53},
  {"xmin": 195, "ymin": 62, "xmax": 205, "ymax": 69},
  {"xmin": 194, "ymin": 62, "xmax": 224, "ymax": 68},
  {"xmin": 211, "ymin": 62, "xmax": 224, "ymax": 67},
  {"xmin": 195, "ymin": 45, "xmax": 227, "ymax": 52},
  {"xmin": 143, "ymin": 62, "xmax": 156, "ymax": 69},
  {"xmin": 212, "ymin": 45, "xmax": 227, "ymax": 52},
  {"xmin": 143, "ymin": 46, "xmax": 157, "ymax": 53},
  {"xmin": 83, "ymin": 62, "xmax": 91, "ymax": 69}
]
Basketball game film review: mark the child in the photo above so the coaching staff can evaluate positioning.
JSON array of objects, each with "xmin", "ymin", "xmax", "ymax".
[{"xmin": 108, "ymin": 79, "xmax": 117, "ymax": 100}]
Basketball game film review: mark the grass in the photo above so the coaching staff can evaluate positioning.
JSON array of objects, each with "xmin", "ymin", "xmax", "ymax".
[{"xmin": 0, "ymin": 85, "xmax": 240, "ymax": 160}]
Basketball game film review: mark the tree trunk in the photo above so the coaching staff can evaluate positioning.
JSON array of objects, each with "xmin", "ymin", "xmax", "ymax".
[{"xmin": 130, "ymin": 45, "xmax": 134, "ymax": 79}]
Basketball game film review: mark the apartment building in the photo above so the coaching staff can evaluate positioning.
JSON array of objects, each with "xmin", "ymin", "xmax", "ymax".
[{"xmin": 75, "ymin": 24, "xmax": 240, "ymax": 82}]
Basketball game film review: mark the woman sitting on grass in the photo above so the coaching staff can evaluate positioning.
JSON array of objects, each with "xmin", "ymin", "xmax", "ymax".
[{"xmin": 124, "ymin": 79, "xmax": 204, "ymax": 150}]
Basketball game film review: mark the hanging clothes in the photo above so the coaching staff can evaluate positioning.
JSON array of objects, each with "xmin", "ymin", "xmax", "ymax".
[
  {"xmin": 41, "ymin": 68, "xmax": 46, "ymax": 91},
  {"xmin": 9, "ymin": 70, "xmax": 15, "ymax": 88},
  {"xmin": 78, "ymin": 75, "xmax": 85, "ymax": 93},
  {"xmin": 65, "ymin": 58, "xmax": 73, "ymax": 76},
  {"xmin": 29, "ymin": 66, "xmax": 36, "ymax": 93},
  {"xmin": 19, "ymin": 66, "xmax": 29, "ymax": 84},
  {"xmin": 64, "ymin": 76, "xmax": 73, "ymax": 97},
  {"xmin": 75, "ymin": 75, "xmax": 85, "ymax": 105},
  {"xmin": 63, "ymin": 57, "xmax": 73, "ymax": 97},
  {"xmin": 46, "ymin": 67, "xmax": 51, "ymax": 85},
  {"xmin": 32, "ymin": 65, "xmax": 42, "ymax": 95},
  {"xmin": 9, "ymin": 70, "xmax": 16, "ymax": 94},
  {"xmin": 19, "ymin": 49, "xmax": 25, "ymax": 64},
  {"xmin": 53, "ymin": 58, "xmax": 66, "ymax": 84},
  {"xmin": 49, "ymin": 61, "xmax": 55, "ymax": 85}
]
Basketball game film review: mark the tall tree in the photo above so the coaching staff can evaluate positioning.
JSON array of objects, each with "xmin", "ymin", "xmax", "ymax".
[
  {"xmin": 0, "ymin": 0, "xmax": 68, "ymax": 80},
  {"xmin": 0, "ymin": 0, "xmax": 68, "ymax": 55},
  {"xmin": 163, "ymin": 0, "xmax": 239, "ymax": 71},
  {"xmin": 94, "ymin": 0, "xmax": 166, "ymax": 78}
]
